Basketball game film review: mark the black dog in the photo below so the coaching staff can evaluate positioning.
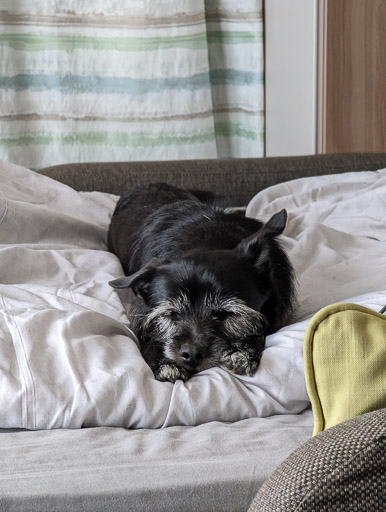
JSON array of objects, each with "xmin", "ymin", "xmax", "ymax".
[{"xmin": 108, "ymin": 183, "xmax": 295, "ymax": 383}]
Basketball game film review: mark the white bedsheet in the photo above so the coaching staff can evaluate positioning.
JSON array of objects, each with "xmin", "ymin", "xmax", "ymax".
[{"xmin": 0, "ymin": 161, "xmax": 385, "ymax": 429}]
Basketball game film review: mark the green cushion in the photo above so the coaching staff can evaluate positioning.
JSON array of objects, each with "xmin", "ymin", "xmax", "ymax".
[{"xmin": 304, "ymin": 303, "xmax": 386, "ymax": 436}]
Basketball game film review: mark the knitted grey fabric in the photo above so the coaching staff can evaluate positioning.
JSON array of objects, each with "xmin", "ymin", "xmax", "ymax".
[
  {"xmin": 39, "ymin": 153, "xmax": 386, "ymax": 206},
  {"xmin": 248, "ymin": 409, "xmax": 386, "ymax": 512}
]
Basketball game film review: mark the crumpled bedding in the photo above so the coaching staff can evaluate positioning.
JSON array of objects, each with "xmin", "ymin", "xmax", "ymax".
[{"xmin": 0, "ymin": 160, "xmax": 385, "ymax": 429}]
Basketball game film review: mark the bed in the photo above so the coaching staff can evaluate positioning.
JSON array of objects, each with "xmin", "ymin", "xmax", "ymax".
[{"xmin": 1, "ymin": 153, "xmax": 385, "ymax": 511}]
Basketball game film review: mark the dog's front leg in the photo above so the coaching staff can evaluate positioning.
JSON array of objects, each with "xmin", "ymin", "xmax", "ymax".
[
  {"xmin": 220, "ymin": 337, "xmax": 265, "ymax": 377},
  {"xmin": 151, "ymin": 360, "xmax": 191, "ymax": 383}
]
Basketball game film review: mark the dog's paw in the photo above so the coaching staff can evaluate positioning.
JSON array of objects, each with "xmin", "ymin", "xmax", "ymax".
[
  {"xmin": 220, "ymin": 346, "xmax": 261, "ymax": 376},
  {"xmin": 153, "ymin": 362, "xmax": 190, "ymax": 383}
]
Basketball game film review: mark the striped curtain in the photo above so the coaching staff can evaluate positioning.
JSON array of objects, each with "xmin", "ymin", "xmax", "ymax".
[{"xmin": 0, "ymin": 1, "xmax": 264, "ymax": 170}]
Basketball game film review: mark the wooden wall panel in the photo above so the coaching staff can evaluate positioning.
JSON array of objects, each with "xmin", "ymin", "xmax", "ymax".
[{"xmin": 324, "ymin": 0, "xmax": 386, "ymax": 153}]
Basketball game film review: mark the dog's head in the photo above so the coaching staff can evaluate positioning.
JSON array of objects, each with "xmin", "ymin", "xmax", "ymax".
[{"xmin": 109, "ymin": 210, "xmax": 294, "ymax": 376}]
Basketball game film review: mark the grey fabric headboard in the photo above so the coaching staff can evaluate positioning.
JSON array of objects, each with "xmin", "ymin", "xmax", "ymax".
[{"xmin": 40, "ymin": 153, "xmax": 386, "ymax": 206}]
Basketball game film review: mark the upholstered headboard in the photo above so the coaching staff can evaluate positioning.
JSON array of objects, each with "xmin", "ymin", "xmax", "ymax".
[{"xmin": 40, "ymin": 153, "xmax": 386, "ymax": 206}]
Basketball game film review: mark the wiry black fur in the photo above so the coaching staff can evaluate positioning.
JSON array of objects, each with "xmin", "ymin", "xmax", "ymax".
[{"xmin": 108, "ymin": 183, "xmax": 295, "ymax": 382}]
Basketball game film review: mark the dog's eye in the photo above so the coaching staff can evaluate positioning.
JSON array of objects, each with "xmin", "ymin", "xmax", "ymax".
[
  {"xmin": 212, "ymin": 310, "xmax": 230, "ymax": 321},
  {"xmin": 134, "ymin": 285, "xmax": 150, "ymax": 301},
  {"xmin": 165, "ymin": 310, "xmax": 180, "ymax": 320}
]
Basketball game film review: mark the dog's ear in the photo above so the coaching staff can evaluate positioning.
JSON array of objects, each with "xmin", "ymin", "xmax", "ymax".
[
  {"xmin": 264, "ymin": 209, "xmax": 287, "ymax": 235},
  {"xmin": 109, "ymin": 258, "xmax": 160, "ymax": 303},
  {"xmin": 236, "ymin": 209, "xmax": 287, "ymax": 258}
]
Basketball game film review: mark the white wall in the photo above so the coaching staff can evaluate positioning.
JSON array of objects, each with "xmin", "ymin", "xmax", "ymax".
[{"xmin": 265, "ymin": 0, "xmax": 322, "ymax": 156}]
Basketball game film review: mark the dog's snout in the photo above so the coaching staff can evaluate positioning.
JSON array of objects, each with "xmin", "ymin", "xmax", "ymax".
[{"xmin": 179, "ymin": 344, "xmax": 205, "ymax": 367}]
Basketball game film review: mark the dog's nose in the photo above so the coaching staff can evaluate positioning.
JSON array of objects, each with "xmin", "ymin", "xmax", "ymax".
[{"xmin": 179, "ymin": 344, "xmax": 204, "ymax": 368}]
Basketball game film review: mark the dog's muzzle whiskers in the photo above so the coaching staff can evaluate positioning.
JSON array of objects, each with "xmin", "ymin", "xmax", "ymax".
[{"xmin": 205, "ymin": 294, "xmax": 267, "ymax": 338}]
